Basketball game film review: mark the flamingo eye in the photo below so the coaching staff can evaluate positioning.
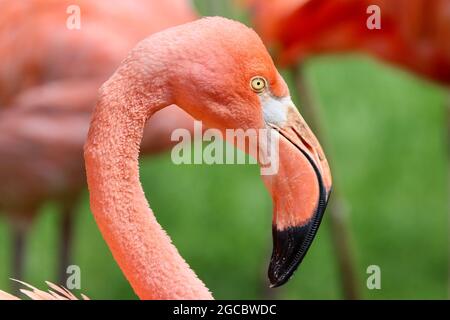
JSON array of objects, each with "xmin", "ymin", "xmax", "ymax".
[{"xmin": 250, "ymin": 76, "xmax": 267, "ymax": 93}]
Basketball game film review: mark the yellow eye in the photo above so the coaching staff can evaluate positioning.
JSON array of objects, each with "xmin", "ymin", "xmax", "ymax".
[{"xmin": 250, "ymin": 76, "xmax": 267, "ymax": 93}]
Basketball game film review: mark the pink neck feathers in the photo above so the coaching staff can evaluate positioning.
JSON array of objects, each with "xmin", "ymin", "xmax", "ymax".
[{"xmin": 84, "ymin": 61, "xmax": 212, "ymax": 299}]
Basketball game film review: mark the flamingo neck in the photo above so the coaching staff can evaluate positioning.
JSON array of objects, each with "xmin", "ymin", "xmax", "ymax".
[{"xmin": 84, "ymin": 71, "xmax": 212, "ymax": 300}]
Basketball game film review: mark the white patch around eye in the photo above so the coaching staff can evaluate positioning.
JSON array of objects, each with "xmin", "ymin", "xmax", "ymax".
[{"xmin": 261, "ymin": 95, "xmax": 291, "ymax": 127}]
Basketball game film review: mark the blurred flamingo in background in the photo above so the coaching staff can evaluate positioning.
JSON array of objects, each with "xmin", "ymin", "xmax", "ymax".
[
  {"xmin": 245, "ymin": 0, "xmax": 450, "ymax": 299},
  {"xmin": 0, "ymin": 0, "xmax": 196, "ymax": 289},
  {"xmin": 1, "ymin": 17, "xmax": 332, "ymax": 300},
  {"xmin": 247, "ymin": 0, "xmax": 450, "ymax": 85}
]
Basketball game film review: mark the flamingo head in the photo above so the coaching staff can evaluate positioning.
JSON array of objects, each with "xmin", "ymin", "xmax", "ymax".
[{"xmin": 162, "ymin": 17, "xmax": 333, "ymax": 287}]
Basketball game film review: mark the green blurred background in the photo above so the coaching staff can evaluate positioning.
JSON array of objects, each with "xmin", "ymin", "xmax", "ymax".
[{"xmin": 0, "ymin": 0, "xmax": 448, "ymax": 299}]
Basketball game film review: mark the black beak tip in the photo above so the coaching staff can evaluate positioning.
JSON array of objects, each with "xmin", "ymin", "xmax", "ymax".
[
  {"xmin": 268, "ymin": 190, "xmax": 330, "ymax": 288},
  {"xmin": 268, "ymin": 274, "xmax": 288, "ymax": 288},
  {"xmin": 268, "ymin": 224, "xmax": 310, "ymax": 288}
]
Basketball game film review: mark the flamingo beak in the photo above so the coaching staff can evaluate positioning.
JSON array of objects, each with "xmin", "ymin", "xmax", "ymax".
[{"xmin": 261, "ymin": 99, "xmax": 332, "ymax": 287}]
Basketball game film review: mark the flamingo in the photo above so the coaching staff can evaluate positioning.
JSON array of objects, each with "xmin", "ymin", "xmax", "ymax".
[
  {"xmin": 0, "ymin": 16, "xmax": 332, "ymax": 300},
  {"xmin": 246, "ymin": 0, "xmax": 450, "ymax": 85},
  {"xmin": 0, "ymin": 0, "xmax": 197, "ymax": 105},
  {"xmin": 84, "ymin": 16, "xmax": 331, "ymax": 299},
  {"xmin": 0, "ymin": 0, "xmax": 196, "ymax": 288}
]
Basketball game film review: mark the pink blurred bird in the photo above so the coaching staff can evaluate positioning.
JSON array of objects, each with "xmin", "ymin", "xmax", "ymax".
[
  {"xmin": 247, "ymin": 0, "xmax": 450, "ymax": 85},
  {"xmin": 0, "ymin": 0, "xmax": 196, "ymax": 288}
]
